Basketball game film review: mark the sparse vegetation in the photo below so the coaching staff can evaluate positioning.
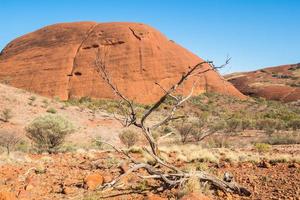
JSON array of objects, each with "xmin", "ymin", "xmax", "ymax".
[
  {"xmin": 92, "ymin": 136, "xmax": 103, "ymax": 149},
  {"xmin": 25, "ymin": 115, "xmax": 74, "ymax": 153},
  {"xmin": 0, "ymin": 130, "xmax": 22, "ymax": 155},
  {"xmin": 180, "ymin": 171, "xmax": 201, "ymax": 196},
  {"xmin": 29, "ymin": 96, "xmax": 37, "ymax": 101},
  {"xmin": 42, "ymin": 99, "xmax": 49, "ymax": 108},
  {"xmin": 263, "ymin": 133, "xmax": 300, "ymax": 145},
  {"xmin": 119, "ymin": 130, "xmax": 139, "ymax": 148},
  {"xmin": 46, "ymin": 107, "xmax": 57, "ymax": 114},
  {"xmin": 0, "ymin": 108, "xmax": 13, "ymax": 122},
  {"xmin": 254, "ymin": 143, "xmax": 271, "ymax": 153}
]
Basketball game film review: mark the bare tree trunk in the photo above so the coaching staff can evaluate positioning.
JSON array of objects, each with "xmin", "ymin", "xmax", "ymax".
[{"xmin": 94, "ymin": 49, "xmax": 251, "ymax": 196}]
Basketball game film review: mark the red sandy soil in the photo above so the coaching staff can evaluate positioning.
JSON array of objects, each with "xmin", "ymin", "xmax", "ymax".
[{"xmin": 0, "ymin": 149, "xmax": 299, "ymax": 200}]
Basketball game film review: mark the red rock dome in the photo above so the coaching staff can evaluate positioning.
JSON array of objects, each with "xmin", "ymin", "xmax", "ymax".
[
  {"xmin": 226, "ymin": 63, "xmax": 300, "ymax": 102},
  {"xmin": 0, "ymin": 22, "xmax": 245, "ymax": 103}
]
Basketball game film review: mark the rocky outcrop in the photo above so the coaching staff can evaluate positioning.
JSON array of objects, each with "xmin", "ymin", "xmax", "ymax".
[
  {"xmin": 0, "ymin": 22, "xmax": 245, "ymax": 104},
  {"xmin": 225, "ymin": 63, "xmax": 300, "ymax": 102}
]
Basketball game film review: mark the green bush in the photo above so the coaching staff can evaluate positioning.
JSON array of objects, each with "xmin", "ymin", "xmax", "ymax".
[
  {"xmin": 46, "ymin": 107, "xmax": 57, "ymax": 114},
  {"xmin": 254, "ymin": 143, "xmax": 271, "ymax": 153},
  {"xmin": 119, "ymin": 130, "xmax": 139, "ymax": 148},
  {"xmin": 92, "ymin": 136, "xmax": 103, "ymax": 149},
  {"xmin": 25, "ymin": 115, "xmax": 74, "ymax": 153},
  {"xmin": 29, "ymin": 96, "xmax": 36, "ymax": 101}
]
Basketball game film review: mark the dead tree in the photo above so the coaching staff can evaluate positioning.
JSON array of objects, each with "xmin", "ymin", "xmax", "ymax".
[
  {"xmin": 0, "ymin": 130, "xmax": 21, "ymax": 155},
  {"xmin": 94, "ymin": 50, "xmax": 251, "ymax": 196}
]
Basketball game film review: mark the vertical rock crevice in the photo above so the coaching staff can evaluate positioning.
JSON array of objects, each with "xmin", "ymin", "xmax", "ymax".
[{"xmin": 67, "ymin": 23, "xmax": 98, "ymax": 99}]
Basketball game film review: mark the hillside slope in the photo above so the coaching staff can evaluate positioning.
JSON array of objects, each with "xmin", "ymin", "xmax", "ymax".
[
  {"xmin": 225, "ymin": 63, "xmax": 300, "ymax": 102},
  {"xmin": 0, "ymin": 83, "xmax": 122, "ymax": 147}
]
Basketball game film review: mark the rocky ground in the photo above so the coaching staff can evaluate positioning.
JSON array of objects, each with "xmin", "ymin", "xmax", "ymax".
[
  {"xmin": 0, "ymin": 83, "xmax": 300, "ymax": 199},
  {"xmin": 0, "ymin": 147, "xmax": 299, "ymax": 200}
]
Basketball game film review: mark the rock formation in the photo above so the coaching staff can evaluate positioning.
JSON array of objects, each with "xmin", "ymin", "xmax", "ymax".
[
  {"xmin": 225, "ymin": 63, "xmax": 300, "ymax": 102},
  {"xmin": 0, "ymin": 22, "xmax": 245, "ymax": 103}
]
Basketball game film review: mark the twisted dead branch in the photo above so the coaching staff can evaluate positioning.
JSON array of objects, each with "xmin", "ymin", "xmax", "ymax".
[{"xmin": 94, "ymin": 49, "xmax": 251, "ymax": 196}]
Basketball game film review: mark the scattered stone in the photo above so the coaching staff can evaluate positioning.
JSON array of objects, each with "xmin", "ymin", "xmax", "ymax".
[{"xmin": 84, "ymin": 173, "xmax": 104, "ymax": 190}]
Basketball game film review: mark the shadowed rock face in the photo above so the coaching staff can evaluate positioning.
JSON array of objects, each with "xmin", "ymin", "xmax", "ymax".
[
  {"xmin": 225, "ymin": 63, "xmax": 300, "ymax": 102},
  {"xmin": 0, "ymin": 22, "xmax": 245, "ymax": 103}
]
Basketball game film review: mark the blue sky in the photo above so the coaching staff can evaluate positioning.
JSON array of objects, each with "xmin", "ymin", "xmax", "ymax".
[{"xmin": 1, "ymin": 0, "xmax": 299, "ymax": 74}]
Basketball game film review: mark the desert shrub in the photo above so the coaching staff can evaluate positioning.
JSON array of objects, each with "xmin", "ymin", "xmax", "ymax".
[
  {"xmin": 15, "ymin": 140, "xmax": 30, "ymax": 152},
  {"xmin": 255, "ymin": 118, "xmax": 285, "ymax": 135},
  {"xmin": 0, "ymin": 130, "xmax": 22, "ymax": 155},
  {"xmin": 29, "ymin": 96, "xmax": 36, "ymax": 101},
  {"xmin": 176, "ymin": 117, "xmax": 225, "ymax": 144},
  {"xmin": 288, "ymin": 119, "xmax": 300, "ymax": 130},
  {"xmin": 178, "ymin": 171, "xmax": 201, "ymax": 197},
  {"xmin": 91, "ymin": 136, "xmax": 103, "ymax": 149},
  {"xmin": 206, "ymin": 137, "xmax": 230, "ymax": 148},
  {"xmin": 119, "ymin": 130, "xmax": 139, "ymax": 148},
  {"xmin": 60, "ymin": 143, "xmax": 77, "ymax": 152},
  {"xmin": 42, "ymin": 99, "xmax": 49, "ymax": 108},
  {"xmin": 0, "ymin": 108, "xmax": 13, "ymax": 122},
  {"xmin": 263, "ymin": 133, "xmax": 300, "ymax": 145},
  {"xmin": 241, "ymin": 119, "xmax": 253, "ymax": 130},
  {"xmin": 226, "ymin": 118, "xmax": 242, "ymax": 133},
  {"xmin": 254, "ymin": 143, "xmax": 271, "ymax": 153},
  {"xmin": 25, "ymin": 115, "xmax": 74, "ymax": 153},
  {"xmin": 46, "ymin": 107, "xmax": 57, "ymax": 114},
  {"xmin": 128, "ymin": 146, "xmax": 143, "ymax": 154},
  {"xmin": 176, "ymin": 121, "xmax": 196, "ymax": 144}
]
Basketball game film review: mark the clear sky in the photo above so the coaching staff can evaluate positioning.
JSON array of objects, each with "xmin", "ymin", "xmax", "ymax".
[{"xmin": 1, "ymin": 0, "xmax": 299, "ymax": 74}]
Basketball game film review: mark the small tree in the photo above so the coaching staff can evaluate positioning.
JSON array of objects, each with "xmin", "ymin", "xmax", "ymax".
[
  {"xmin": 119, "ymin": 130, "xmax": 139, "ymax": 148},
  {"xmin": 176, "ymin": 121, "xmax": 195, "ymax": 144},
  {"xmin": 0, "ymin": 130, "xmax": 21, "ymax": 155},
  {"xmin": 176, "ymin": 118, "xmax": 225, "ymax": 144},
  {"xmin": 25, "ymin": 115, "xmax": 74, "ymax": 153},
  {"xmin": 0, "ymin": 108, "xmax": 13, "ymax": 122}
]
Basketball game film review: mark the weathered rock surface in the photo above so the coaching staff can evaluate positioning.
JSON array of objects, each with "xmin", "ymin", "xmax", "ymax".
[
  {"xmin": 225, "ymin": 63, "xmax": 300, "ymax": 102},
  {"xmin": 0, "ymin": 22, "xmax": 245, "ymax": 103},
  {"xmin": 84, "ymin": 172, "xmax": 104, "ymax": 190}
]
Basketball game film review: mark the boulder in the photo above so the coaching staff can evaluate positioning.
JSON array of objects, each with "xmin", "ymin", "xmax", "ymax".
[{"xmin": 84, "ymin": 172, "xmax": 104, "ymax": 190}]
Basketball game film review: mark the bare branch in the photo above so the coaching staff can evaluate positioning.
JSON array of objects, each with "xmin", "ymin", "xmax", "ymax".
[
  {"xmin": 100, "ymin": 141, "xmax": 137, "ymax": 164},
  {"xmin": 94, "ymin": 52, "xmax": 250, "ymax": 196},
  {"xmin": 151, "ymin": 82, "xmax": 196, "ymax": 130}
]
